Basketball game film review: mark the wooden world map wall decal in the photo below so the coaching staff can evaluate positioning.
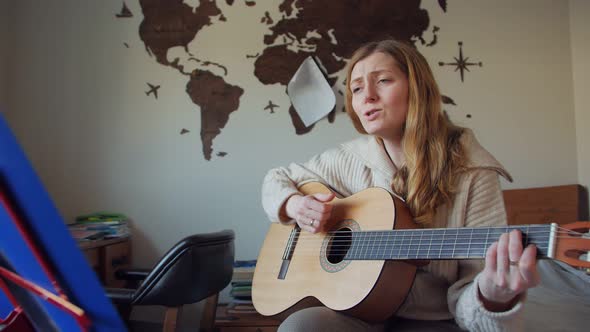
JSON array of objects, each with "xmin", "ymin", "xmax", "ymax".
[
  {"xmin": 129, "ymin": 0, "xmax": 448, "ymax": 160},
  {"xmin": 438, "ymin": 0, "xmax": 447, "ymax": 12},
  {"xmin": 116, "ymin": 2, "xmax": 133, "ymax": 18},
  {"xmin": 439, "ymin": 41, "xmax": 483, "ymax": 83}
]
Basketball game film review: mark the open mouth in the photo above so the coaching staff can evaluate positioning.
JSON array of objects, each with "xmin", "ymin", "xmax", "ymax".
[{"xmin": 365, "ymin": 109, "xmax": 380, "ymax": 117}]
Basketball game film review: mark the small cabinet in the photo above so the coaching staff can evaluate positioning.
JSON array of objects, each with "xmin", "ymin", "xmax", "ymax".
[{"xmin": 80, "ymin": 237, "xmax": 131, "ymax": 287}]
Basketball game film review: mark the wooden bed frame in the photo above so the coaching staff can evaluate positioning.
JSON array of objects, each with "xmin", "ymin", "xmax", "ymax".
[{"xmin": 503, "ymin": 184, "xmax": 589, "ymax": 225}]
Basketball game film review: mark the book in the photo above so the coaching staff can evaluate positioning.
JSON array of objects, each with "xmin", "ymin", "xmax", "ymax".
[
  {"xmin": 75, "ymin": 212, "xmax": 128, "ymax": 223},
  {"xmin": 229, "ymin": 289, "xmax": 251, "ymax": 297},
  {"xmin": 226, "ymin": 308, "xmax": 258, "ymax": 315},
  {"xmin": 227, "ymin": 298, "xmax": 253, "ymax": 304},
  {"xmin": 69, "ymin": 229, "xmax": 106, "ymax": 241},
  {"xmin": 233, "ymin": 260, "xmax": 257, "ymax": 268},
  {"xmin": 232, "ymin": 268, "xmax": 255, "ymax": 281},
  {"xmin": 68, "ymin": 218, "xmax": 130, "ymax": 239},
  {"xmin": 228, "ymin": 302, "xmax": 255, "ymax": 311}
]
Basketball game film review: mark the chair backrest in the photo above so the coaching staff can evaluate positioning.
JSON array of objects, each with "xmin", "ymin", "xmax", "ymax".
[{"xmin": 131, "ymin": 230, "xmax": 235, "ymax": 306}]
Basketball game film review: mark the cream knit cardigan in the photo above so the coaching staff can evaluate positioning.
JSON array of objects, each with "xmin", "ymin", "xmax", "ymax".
[{"xmin": 261, "ymin": 130, "xmax": 525, "ymax": 331}]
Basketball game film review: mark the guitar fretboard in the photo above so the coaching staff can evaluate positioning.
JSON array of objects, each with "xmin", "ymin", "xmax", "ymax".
[{"xmin": 342, "ymin": 224, "xmax": 553, "ymax": 260}]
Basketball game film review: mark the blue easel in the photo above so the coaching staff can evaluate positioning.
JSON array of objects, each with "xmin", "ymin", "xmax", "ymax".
[{"xmin": 0, "ymin": 112, "xmax": 126, "ymax": 331}]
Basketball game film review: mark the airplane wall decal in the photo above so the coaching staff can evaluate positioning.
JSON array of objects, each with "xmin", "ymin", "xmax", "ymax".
[
  {"xmin": 264, "ymin": 100, "xmax": 279, "ymax": 113},
  {"xmin": 145, "ymin": 83, "xmax": 160, "ymax": 99}
]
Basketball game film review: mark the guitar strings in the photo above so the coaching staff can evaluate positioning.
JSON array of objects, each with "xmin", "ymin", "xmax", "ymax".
[
  {"xmin": 282, "ymin": 244, "xmax": 577, "ymax": 256},
  {"xmin": 283, "ymin": 228, "xmax": 584, "ymax": 246},
  {"xmin": 279, "ymin": 237, "xmax": 588, "ymax": 256},
  {"xmin": 287, "ymin": 233, "xmax": 582, "ymax": 246},
  {"xmin": 289, "ymin": 225, "xmax": 586, "ymax": 238},
  {"xmin": 283, "ymin": 237, "xmax": 579, "ymax": 254},
  {"xmin": 278, "ymin": 242, "xmax": 554, "ymax": 257},
  {"xmin": 276, "ymin": 226, "xmax": 589, "ymax": 256},
  {"xmin": 281, "ymin": 234, "xmax": 587, "ymax": 251},
  {"xmin": 300, "ymin": 225, "xmax": 583, "ymax": 236}
]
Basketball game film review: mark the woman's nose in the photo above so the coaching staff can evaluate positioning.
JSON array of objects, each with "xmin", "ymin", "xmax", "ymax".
[{"xmin": 364, "ymin": 84, "xmax": 377, "ymax": 103}]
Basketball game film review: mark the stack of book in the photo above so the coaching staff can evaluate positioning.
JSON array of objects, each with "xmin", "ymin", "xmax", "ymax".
[
  {"xmin": 227, "ymin": 260, "xmax": 257, "ymax": 315},
  {"xmin": 68, "ymin": 212, "xmax": 130, "ymax": 241}
]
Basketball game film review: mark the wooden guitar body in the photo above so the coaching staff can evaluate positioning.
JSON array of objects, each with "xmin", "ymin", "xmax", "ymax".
[{"xmin": 252, "ymin": 182, "xmax": 418, "ymax": 322}]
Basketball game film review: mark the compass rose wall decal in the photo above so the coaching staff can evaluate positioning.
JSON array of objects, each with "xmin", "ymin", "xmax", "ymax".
[{"xmin": 439, "ymin": 42, "xmax": 483, "ymax": 82}]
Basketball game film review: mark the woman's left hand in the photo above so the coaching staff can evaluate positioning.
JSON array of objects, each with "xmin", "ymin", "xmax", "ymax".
[{"xmin": 478, "ymin": 229, "xmax": 540, "ymax": 311}]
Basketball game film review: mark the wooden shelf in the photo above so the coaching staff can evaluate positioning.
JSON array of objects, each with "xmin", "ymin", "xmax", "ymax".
[{"xmin": 210, "ymin": 304, "xmax": 282, "ymax": 332}]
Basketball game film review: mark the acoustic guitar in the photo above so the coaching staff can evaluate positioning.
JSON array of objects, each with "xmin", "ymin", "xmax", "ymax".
[{"xmin": 252, "ymin": 182, "xmax": 590, "ymax": 322}]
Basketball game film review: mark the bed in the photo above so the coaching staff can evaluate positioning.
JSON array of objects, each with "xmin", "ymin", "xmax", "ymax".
[{"xmin": 503, "ymin": 184, "xmax": 590, "ymax": 332}]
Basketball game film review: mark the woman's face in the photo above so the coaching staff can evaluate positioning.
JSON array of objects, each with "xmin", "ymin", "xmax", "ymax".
[{"xmin": 350, "ymin": 52, "xmax": 409, "ymax": 142}]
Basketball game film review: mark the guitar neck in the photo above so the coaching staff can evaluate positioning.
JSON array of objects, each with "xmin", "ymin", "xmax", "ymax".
[{"xmin": 344, "ymin": 224, "xmax": 555, "ymax": 261}]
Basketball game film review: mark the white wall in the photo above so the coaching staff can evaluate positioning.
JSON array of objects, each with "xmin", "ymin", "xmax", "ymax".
[
  {"xmin": 3, "ymin": 0, "xmax": 584, "ymax": 329},
  {"xmin": 421, "ymin": 0, "xmax": 577, "ymax": 189},
  {"xmin": 570, "ymin": 0, "xmax": 590, "ymax": 209}
]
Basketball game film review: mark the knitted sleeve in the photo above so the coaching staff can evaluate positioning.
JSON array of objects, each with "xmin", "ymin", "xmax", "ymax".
[
  {"xmin": 261, "ymin": 146, "xmax": 371, "ymax": 223},
  {"xmin": 449, "ymin": 169, "xmax": 525, "ymax": 331}
]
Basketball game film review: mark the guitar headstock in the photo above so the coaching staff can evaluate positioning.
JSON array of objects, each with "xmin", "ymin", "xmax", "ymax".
[{"xmin": 554, "ymin": 222, "xmax": 590, "ymax": 273}]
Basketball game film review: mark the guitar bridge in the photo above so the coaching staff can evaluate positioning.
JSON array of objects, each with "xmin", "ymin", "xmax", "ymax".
[
  {"xmin": 278, "ymin": 226, "xmax": 301, "ymax": 279},
  {"xmin": 278, "ymin": 260, "xmax": 290, "ymax": 280}
]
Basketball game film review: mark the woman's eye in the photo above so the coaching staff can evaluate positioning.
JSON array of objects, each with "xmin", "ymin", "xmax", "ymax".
[
  {"xmin": 378, "ymin": 78, "xmax": 391, "ymax": 84},
  {"xmin": 351, "ymin": 86, "xmax": 361, "ymax": 93}
]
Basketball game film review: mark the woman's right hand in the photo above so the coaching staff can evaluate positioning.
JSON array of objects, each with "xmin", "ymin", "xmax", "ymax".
[{"xmin": 283, "ymin": 192, "xmax": 335, "ymax": 233}]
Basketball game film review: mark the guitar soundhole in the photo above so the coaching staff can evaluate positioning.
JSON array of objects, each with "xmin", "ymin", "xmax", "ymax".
[
  {"xmin": 327, "ymin": 228, "xmax": 352, "ymax": 264},
  {"xmin": 320, "ymin": 219, "xmax": 358, "ymax": 273}
]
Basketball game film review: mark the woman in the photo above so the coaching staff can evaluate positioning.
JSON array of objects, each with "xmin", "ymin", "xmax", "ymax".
[{"xmin": 261, "ymin": 40, "xmax": 539, "ymax": 331}]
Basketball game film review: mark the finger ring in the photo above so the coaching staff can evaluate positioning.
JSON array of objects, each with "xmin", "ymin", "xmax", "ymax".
[
  {"xmin": 310, "ymin": 219, "xmax": 316, "ymax": 227},
  {"xmin": 509, "ymin": 260, "xmax": 518, "ymax": 266}
]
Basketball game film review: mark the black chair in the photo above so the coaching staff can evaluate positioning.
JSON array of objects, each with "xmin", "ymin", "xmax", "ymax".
[{"xmin": 105, "ymin": 230, "xmax": 235, "ymax": 332}]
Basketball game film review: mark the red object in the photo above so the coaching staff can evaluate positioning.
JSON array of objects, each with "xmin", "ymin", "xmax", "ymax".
[{"xmin": 0, "ymin": 188, "xmax": 91, "ymax": 331}]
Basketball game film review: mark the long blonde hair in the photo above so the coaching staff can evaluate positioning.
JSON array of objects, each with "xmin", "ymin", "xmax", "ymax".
[{"xmin": 345, "ymin": 40, "xmax": 466, "ymax": 226}]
